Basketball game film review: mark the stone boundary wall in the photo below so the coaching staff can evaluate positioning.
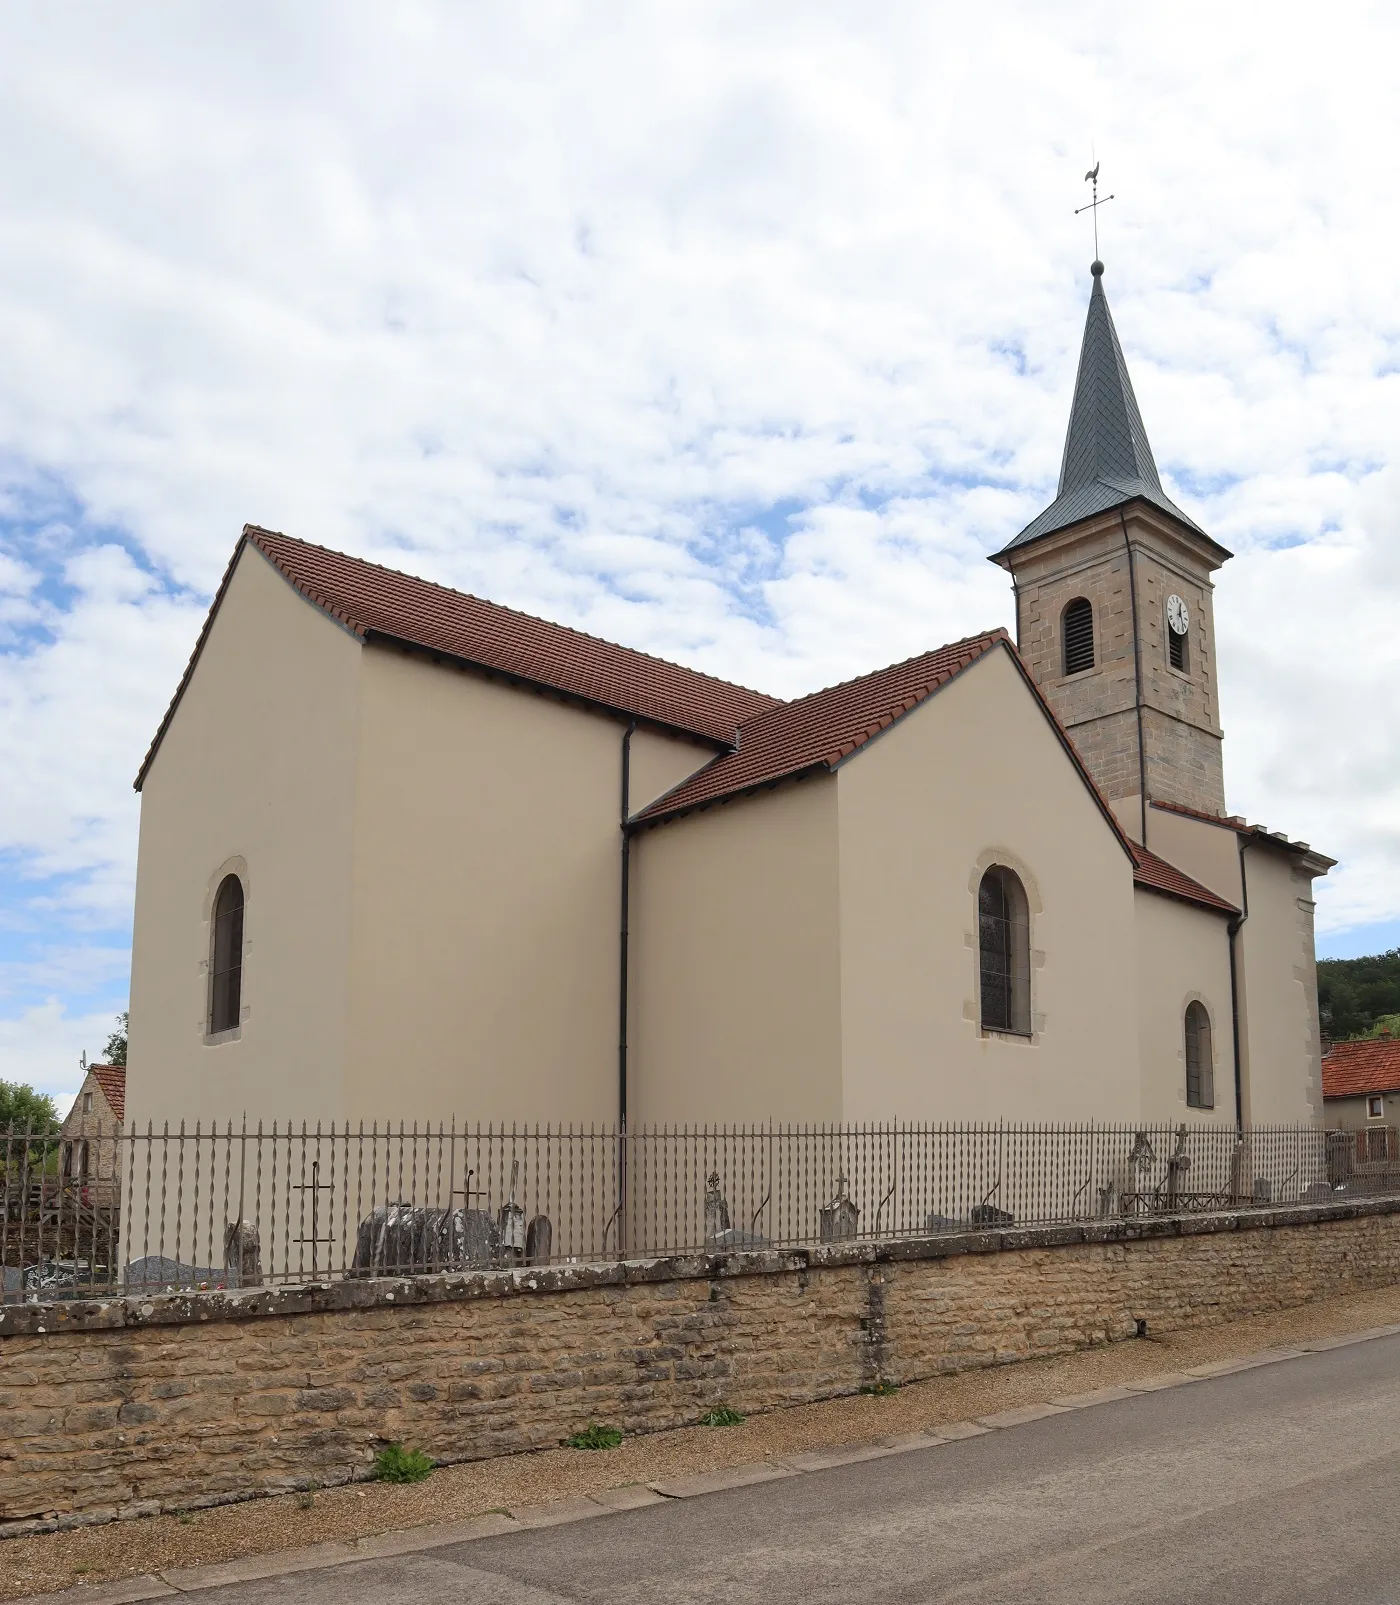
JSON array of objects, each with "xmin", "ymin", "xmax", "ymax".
[{"xmin": 6, "ymin": 1198, "xmax": 1400, "ymax": 1536}]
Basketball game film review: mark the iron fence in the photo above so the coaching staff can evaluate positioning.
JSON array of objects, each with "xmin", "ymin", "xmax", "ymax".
[{"xmin": 2, "ymin": 1119, "xmax": 1393, "ymax": 1304}]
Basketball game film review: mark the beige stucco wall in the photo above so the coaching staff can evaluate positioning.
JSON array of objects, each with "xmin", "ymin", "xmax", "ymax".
[
  {"xmin": 127, "ymin": 546, "xmax": 362, "ymax": 1132},
  {"xmin": 1145, "ymin": 805, "xmax": 1243, "ymax": 908},
  {"xmin": 1133, "ymin": 888, "xmax": 1235, "ymax": 1123},
  {"xmin": 345, "ymin": 647, "xmax": 712, "ymax": 1128},
  {"xmin": 129, "ymin": 549, "xmax": 715, "ymax": 1138},
  {"xmin": 628, "ymin": 776, "xmax": 843, "ymax": 1124},
  {"xmin": 1237, "ymin": 843, "xmax": 1325, "ymax": 1125},
  {"xmin": 834, "ymin": 646, "xmax": 1142, "ymax": 1122}
]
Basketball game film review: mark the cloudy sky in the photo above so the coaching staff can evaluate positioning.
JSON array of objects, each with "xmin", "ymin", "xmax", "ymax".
[{"xmin": 1, "ymin": 3, "xmax": 1398, "ymax": 1106}]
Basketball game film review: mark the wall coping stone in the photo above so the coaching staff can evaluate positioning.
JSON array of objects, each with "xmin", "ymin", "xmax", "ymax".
[{"xmin": 6, "ymin": 1193, "xmax": 1397, "ymax": 1339}]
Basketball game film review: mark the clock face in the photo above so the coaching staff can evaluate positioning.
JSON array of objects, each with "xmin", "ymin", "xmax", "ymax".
[{"xmin": 1166, "ymin": 594, "xmax": 1190, "ymax": 636}]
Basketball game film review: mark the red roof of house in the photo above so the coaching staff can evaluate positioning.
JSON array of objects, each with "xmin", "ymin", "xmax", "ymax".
[
  {"xmin": 88, "ymin": 1064, "xmax": 126, "ymax": 1122},
  {"xmin": 1322, "ymin": 1038, "xmax": 1400, "ymax": 1099},
  {"xmin": 136, "ymin": 527, "xmax": 780, "ymax": 786},
  {"xmin": 635, "ymin": 630, "xmax": 1011, "ymax": 822}
]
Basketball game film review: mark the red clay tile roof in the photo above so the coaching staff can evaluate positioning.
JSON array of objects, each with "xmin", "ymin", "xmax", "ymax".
[
  {"xmin": 1322, "ymin": 1038, "xmax": 1400, "ymax": 1099},
  {"xmin": 134, "ymin": 530, "xmax": 1238, "ymax": 920},
  {"xmin": 1151, "ymin": 799, "xmax": 1335, "ymax": 867},
  {"xmin": 637, "ymin": 632, "xmax": 1238, "ymax": 918},
  {"xmin": 136, "ymin": 527, "xmax": 779, "ymax": 786},
  {"xmin": 88, "ymin": 1064, "xmax": 126, "ymax": 1123},
  {"xmin": 635, "ymin": 631, "xmax": 1011, "ymax": 822},
  {"xmin": 1129, "ymin": 842, "xmax": 1238, "ymax": 915}
]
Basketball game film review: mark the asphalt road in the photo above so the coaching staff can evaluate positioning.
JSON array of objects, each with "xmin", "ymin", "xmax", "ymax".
[{"xmin": 191, "ymin": 1335, "xmax": 1400, "ymax": 1605}]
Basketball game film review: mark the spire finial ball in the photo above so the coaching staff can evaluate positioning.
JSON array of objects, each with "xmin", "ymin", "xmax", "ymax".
[{"xmin": 1091, "ymin": 260, "xmax": 1104, "ymax": 277}]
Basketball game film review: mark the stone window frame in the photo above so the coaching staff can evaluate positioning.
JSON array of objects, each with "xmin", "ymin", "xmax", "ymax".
[
  {"xmin": 966, "ymin": 850, "xmax": 1045, "ymax": 1044},
  {"xmin": 1183, "ymin": 995, "xmax": 1215, "ymax": 1110},
  {"xmin": 1060, "ymin": 596, "xmax": 1096, "ymax": 678},
  {"xmin": 201, "ymin": 856, "xmax": 250, "ymax": 1047}
]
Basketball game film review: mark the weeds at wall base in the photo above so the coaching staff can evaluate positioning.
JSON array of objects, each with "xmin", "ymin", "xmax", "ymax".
[{"xmin": 565, "ymin": 1423, "xmax": 623, "ymax": 1449}]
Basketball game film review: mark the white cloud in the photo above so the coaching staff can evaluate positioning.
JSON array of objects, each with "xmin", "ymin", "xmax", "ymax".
[
  {"xmin": 0, "ymin": 1000, "xmax": 116, "ymax": 1112},
  {"xmin": 0, "ymin": 0, "xmax": 1395, "ymax": 1057}
]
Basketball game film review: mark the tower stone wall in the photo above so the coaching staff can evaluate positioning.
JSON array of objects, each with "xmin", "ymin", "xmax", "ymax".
[{"xmin": 1008, "ymin": 505, "xmax": 1226, "ymax": 825}]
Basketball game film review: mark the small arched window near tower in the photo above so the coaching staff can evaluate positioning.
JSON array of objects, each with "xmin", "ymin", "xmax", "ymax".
[
  {"xmin": 209, "ymin": 875, "xmax": 245, "ymax": 1035},
  {"xmin": 1184, "ymin": 1001, "xmax": 1213, "ymax": 1109},
  {"xmin": 1062, "ymin": 597, "xmax": 1095, "ymax": 676},
  {"xmin": 978, "ymin": 867, "xmax": 1031, "ymax": 1035}
]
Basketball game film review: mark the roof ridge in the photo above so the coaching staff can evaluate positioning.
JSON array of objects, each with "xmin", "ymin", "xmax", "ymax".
[
  {"xmin": 734, "ymin": 627, "xmax": 1011, "ymax": 734},
  {"xmin": 245, "ymin": 526, "xmax": 783, "ymax": 709},
  {"xmin": 636, "ymin": 632, "xmax": 1014, "ymax": 825}
]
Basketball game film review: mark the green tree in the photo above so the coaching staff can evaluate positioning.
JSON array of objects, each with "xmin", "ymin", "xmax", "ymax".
[
  {"xmin": 1318, "ymin": 950, "xmax": 1400, "ymax": 1041},
  {"xmin": 103, "ymin": 1011, "xmax": 128, "ymax": 1067},
  {"xmin": 0, "ymin": 1081, "xmax": 60, "ymax": 1133}
]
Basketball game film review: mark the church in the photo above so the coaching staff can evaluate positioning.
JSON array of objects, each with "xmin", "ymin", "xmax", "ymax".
[{"xmin": 125, "ymin": 262, "xmax": 1333, "ymax": 1137}]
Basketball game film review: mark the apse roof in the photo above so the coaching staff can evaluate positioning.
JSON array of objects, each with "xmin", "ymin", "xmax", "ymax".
[{"xmin": 994, "ymin": 264, "xmax": 1224, "ymax": 560}]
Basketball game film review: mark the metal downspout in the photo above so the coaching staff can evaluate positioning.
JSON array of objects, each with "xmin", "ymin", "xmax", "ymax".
[
  {"xmin": 1228, "ymin": 835, "xmax": 1250, "ymax": 1132},
  {"xmin": 1119, "ymin": 508, "xmax": 1148, "ymax": 843},
  {"xmin": 618, "ymin": 721, "xmax": 636, "ymax": 1134}
]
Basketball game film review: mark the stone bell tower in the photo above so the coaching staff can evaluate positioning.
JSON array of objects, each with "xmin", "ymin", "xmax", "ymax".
[{"xmin": 990, "ymin": 261, "xmax": 1232, "ymax": 841}]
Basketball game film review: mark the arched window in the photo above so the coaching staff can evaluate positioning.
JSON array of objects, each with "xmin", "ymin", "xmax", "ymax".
[
  {"xmin": 978, "ymin": 866, "xmax": 1031, "ymax": 1035},
  {"xmin": 1184, "ymin": 1001, "xmax": 1213, "ymax": 1109},
  {"xmin": 209, "ymin": 875, "xmax": 245, "ymax": 1035},
  {"xmin": 1062, "ymin": 597, "xmax": 1094, "ymax": 676}
]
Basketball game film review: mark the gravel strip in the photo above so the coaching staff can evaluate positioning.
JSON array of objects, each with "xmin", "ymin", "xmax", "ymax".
[{"xmin": 8, "ymin": 1282, "xmax": 1400, "ymax": 1600}]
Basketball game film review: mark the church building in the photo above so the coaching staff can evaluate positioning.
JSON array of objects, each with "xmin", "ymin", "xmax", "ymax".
[{"xmin": 126, "ymin": 264, "xmax": 1333, "ymax": 1136}]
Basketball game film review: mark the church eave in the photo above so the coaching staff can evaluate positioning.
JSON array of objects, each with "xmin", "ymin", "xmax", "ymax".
[
  {"xmin": 359, "ymin": 628, "xmax": 734, "ymax": 753},
  {"xmin": 988, "ymin": 492, "xmax": 1232, "ymax": 571}
]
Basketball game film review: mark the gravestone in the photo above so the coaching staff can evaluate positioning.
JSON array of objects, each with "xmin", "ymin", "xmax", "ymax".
[
  {"xmin": 524, "ymin": 1214, "xmax": 553, "ymax": 1266},
  {"xmin": 123, "ymin": 1255, "xmax": 223, "ymax": 1291},
  {"xmin": 704, "ymin": 1172, "xmax": 731, "ymax": 1240},
  {"xmin": 349, "ymin": 1203, "xmax": 501, "ymax": 1276},
  {"xmin": 224, "ymin": 1219, "xmax": 262, "ymax": 1286},
  {"xmin": 703, "ymin": 1172, "xmax": 768, "ymax": 1250},
  {"xmin": 819, "ymin": 1176, "xmax": 860, "ymax": 1243},
  {"xmin": 924, "ymin": 1213, "xmax": 965, "ymax": 1234},
  {"xmin": 497, "ymin": 1159, "xmax": 527, "ymax": 1262}
]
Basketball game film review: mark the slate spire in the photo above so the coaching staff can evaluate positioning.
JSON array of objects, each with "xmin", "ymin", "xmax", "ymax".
[{"xmin": 997, "ymin": 262, "xmax": 1205, "ymax": 554}]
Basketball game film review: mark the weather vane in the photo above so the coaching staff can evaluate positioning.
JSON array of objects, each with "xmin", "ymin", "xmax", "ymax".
[{"xmin": 1074, "ymin": 160, "xmax": 1114, "ymax": 264}]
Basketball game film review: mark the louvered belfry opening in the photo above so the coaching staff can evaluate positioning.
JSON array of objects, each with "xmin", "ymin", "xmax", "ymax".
[
  {"xmin": 209, "ymin": 875, "xmax": 245, "ymax": 1034},
  {"xmin": 1169, "ymin": 623, "xmax": 1188, "ymax": 673},
  {"xmin": 1062, "ymin": 597, "xmax": 1094, "ymax": 676}
]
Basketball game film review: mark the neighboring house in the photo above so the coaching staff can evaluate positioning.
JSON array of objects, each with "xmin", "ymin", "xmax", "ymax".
[
  {"xmin": 57, "ymin": 1063, "xmax": 126, "ymax": 1197},
  {"xmin": 1321, "ymin": 1037, "xmax": 1400, "ymax": 1137},
  {"xmin": 126, "ymin": 262, "xmax": 1333, "ymax": 1135}
]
